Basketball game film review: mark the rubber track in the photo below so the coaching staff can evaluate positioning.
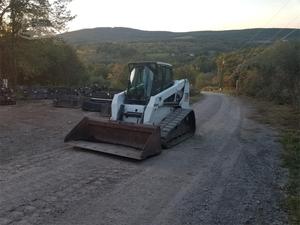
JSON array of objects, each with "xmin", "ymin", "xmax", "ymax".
[{"xmin": 159, "ymin": 108, "xmax": 194, "ymax": 147}]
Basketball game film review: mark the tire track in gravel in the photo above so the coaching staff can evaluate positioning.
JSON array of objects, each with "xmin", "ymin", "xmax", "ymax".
[
  {"xmin": 0, "ymin": 100, "xmax": 142, "ymax": 225},
  {"xmin": 0, "ymin": 149, "xmax": 141, "ymax": 225},
  {"xmin": 49, "ymin": 93, "xmax": 286, "ymax": 225},
  {"xmin": 0, "ymin": 94, "xmax": 287, "ymax": 225}
]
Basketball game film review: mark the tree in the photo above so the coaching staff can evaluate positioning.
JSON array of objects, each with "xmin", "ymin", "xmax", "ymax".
[
  {"xmin": 216, "ymin": 41, "xmax": 300, "ymax": 106},
  {"xmin": 0, "ymin": 0, "xmax": 75, "ymax": 85},
  {"xmin": 16, "ymin": 38, "xmax": 86, "ymax": 86},
  {"xmin": 0, "ymin": 0, "xmax": 74, "ymax": 38},
  {"xmin": 107, "ymin": 64, "xmax": 127, "ymax": 89},
  {"xmin": 85, "ymin": 64, "xmax": 110, "ymax": 88},
  {"xmin": 252, "ymin": 41, "xmax": 300, "ymax": 105}
]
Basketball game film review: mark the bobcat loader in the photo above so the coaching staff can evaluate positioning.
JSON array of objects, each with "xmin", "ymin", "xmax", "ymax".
[{"xmin": 65, "ymin": 62, "xmax": 196, "ymax": 160}]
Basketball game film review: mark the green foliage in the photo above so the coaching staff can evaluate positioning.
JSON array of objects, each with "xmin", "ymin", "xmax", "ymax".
[
  {"xmin": 216, "ymin": 41, "xmax": 300, "ymax": 106},
  {"xmin": 174, "ymin": 64, "xmax": 198, "ymax": 84},
  {"xmin": 15, "ymin": 38, "xmax": 86, "ymax": 86},
  {"xmin": 66, "ymin": 28, "xmax": 299, "ymax": 92},
  {"xmin": 281, "ymin": 130, "xmax": 300, "ymax": 225},
  {"xmin": 107, "ymin": 64, "xmax": 127, "ymax": 89},
  {"xmin": 85, "ymin": 64, "xmax": 110, "ymax": 87},
  {"xmin": 256, "ymin": 42, "xmax": 300, "ymax": 105},
  {"xmin": 75, "ymin": 40, "xmax": 218, "ymax": 90},
  {"xmin": 0, "ymin": 0, "xmax": 75, "ymax": 86},
  {"xmin": 0, "ymin": 0, "xmax": 74, "ymax": 38},
  {"xmin": 248, "ymin": 100, "xmax": 299, "ymax": 225}
]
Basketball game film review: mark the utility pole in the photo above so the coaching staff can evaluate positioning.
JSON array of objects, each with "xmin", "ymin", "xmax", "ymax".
[
  {"xmin": 10, "ymin": 0, "xmax": 18, "ymax": 87},
  {"xmin": 218, "ymin": 57, "xmax": 225, "ymax": 91}
]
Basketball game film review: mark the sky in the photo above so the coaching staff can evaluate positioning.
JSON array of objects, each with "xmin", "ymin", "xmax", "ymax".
[{"xmin": 67, "ymin": 0, "xmax": 300, "ymax": 32}]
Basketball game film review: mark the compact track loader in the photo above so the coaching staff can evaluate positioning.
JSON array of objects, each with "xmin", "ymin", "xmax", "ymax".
[{"xmin": 65, "ymin": 62, "xmax": 196, "ymax": 160}]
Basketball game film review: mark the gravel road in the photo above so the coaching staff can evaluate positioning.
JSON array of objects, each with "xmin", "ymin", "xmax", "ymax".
[{"xmin": 0, "ymin": 93, "xmax": 287, "ymax": 225}]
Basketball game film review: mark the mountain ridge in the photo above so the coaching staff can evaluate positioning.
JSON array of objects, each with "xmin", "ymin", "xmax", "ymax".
[{"xmin": 60, "ymin": 27, "xmax": 300, "ymax": 45}]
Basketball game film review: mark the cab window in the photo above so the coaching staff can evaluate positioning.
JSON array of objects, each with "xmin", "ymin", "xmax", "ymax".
[{"xmin": 164, "ymin": 67, "xmax": 173, "ymax": 89}]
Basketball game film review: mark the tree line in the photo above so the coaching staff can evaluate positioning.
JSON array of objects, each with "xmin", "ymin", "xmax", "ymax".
[
  {"xmin": 215, "ymin": 41, "xmax": 300, "ymax": 106},
  {"xmin": 0, "ymin": 0, "xmax": 83, "ymax": 86},
  {"xmin": 0, "ymin": 1, "xmax": 298, "ymax": 107}
]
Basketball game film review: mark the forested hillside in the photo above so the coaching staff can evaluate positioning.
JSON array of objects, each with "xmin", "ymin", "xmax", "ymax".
[
  {"xmin": 61, "ymin": 27, "xmax": 300, "ymax": 45},
  {"xmin": 215, "ymin": 41, "xmax": 300, "ymax": 105},
  {"xmin": 59, "ymin": 27, "xmax": 300, "ymax": 102},
  {"xmin": 1, "ymin": 7, "xmax": 299, "ymax": 106}
]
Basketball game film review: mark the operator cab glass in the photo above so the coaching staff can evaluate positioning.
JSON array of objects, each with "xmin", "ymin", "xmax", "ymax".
[
  {"xmin": 126, "ymin": 62, "xmax": 174, "ymax": 104},
  {"xmin": 126, "ymin": 65, "xmax": 155, "ymax": 103}
]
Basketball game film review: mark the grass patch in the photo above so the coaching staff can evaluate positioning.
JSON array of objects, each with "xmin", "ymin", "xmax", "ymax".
[
  {"xmin": 281, "ymin": 130, "xmax": 300, "ymax": 225},
  {"xmin": 250, "ymin": 99, "xmax": 300, "ymax": 224}
]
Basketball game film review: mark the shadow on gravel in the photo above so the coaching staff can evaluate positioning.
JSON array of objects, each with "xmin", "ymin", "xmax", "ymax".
[
  {"xmin": 68, "ymin": 133, "xmax": 203, "ymax": 164},
  {"xmin": 70, "ymin": 147, "xmax": 146, "ymax": 164}
]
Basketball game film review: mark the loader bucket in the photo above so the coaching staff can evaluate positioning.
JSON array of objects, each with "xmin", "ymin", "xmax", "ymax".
[{"xmin": 64, "ymin": 117, "xmax": 162, "ymax": 160}]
